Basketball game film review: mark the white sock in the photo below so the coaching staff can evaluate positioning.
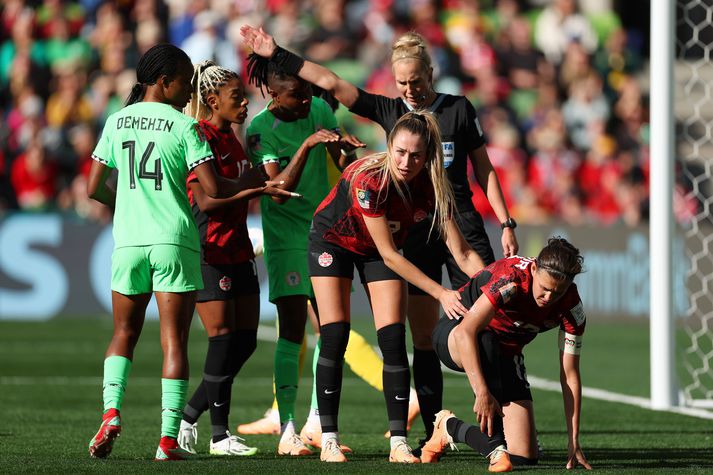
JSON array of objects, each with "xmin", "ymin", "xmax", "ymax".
[
  {"xmin": 390, "ymin": 435, "xmax": 408, "ymax": 450},
  {"xmin": 280, "ymin": 420, "xmax": 296, "ymax": 437},
  {"xmin": 321, "ymin": 431, "xmax": 338, "ymax": 447}
]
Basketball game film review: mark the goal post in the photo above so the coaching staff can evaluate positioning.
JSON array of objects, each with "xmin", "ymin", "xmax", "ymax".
[{"xmin": 649, "ymin": 0, "xmax": 677, "ymax": 410}]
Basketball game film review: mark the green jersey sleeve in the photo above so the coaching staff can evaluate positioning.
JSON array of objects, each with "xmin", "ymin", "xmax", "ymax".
[
  {"xmin": 246, "ymin": 122, "xmax": 280, "ymax": 167},
  {"xmin": 92, "ymin": 115, "xmax": 116, "ymax": 168},
  {"xmin": 182, "ymin": 120, "xmax": 214, "ymax": 170}
]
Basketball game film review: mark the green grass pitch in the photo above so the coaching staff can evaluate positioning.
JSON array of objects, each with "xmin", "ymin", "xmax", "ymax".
[{"xmin": 1, "ymin": 317, "xmax": 712, "ymax": 474}]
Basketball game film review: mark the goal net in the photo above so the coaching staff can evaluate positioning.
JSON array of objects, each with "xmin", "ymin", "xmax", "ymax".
[{"xmin": 676, "ymin": 0, "xmax": 713, "ymax": 408}]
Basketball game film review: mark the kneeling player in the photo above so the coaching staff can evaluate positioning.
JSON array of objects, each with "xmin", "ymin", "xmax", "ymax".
[{"xmin": 421, "ymin": 237, "xmax": 592, "ymax": 472}]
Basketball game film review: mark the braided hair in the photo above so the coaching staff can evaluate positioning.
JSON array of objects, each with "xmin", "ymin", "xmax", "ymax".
[
  {"xmin": 186, "ymin": 60, "xmax": 240, "ymax": 120},
  {"xmin": 125, "ymin": 43, "xmax": 192, "ymax": 106},
  {"xmin": 246, "ymin": 52, "xmax": 299, "ymax": 97}
]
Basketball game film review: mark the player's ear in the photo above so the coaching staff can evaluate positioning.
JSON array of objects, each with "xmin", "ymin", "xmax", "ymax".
[{"xmin": 207, "ymin": 93, "xmax": 219, "ymax": 111}]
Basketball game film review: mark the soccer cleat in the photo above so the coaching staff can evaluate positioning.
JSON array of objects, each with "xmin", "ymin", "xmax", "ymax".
[
  {"xmin": 237, "ymin": 407, "xmax": 280, "ymax": 435},
  {"xmin": 299, "ymin": 420, "xmax": 353, "ymax": 453},
  {"xmin": 420, "ymin": 409, "xmax": 456, "ymax": 463},
  {"xmin": 88, "ymin": 408, "xmax": 122, "ymax": 459},
  {"xmin": 155, "ymin": 436, "xmax": 194, "ymax": 461},
  {"xmin": 487, "ymin": 445, "xmax": 513, "ymax": 473},
  {"xmin": 277, "ymin": 432, "xmax": 313, "ymax": 456},
  {"xmin": 209, "ymin": 432, "xmax": 258, "ymax": 456},
  {"xmin": 177, "ymin": 420, "xmax": 198, "ymax": 455},
  {"xmin": 320, "ymin": 438, "xmax": 347, "ymax": 462},
  {"xmin": 389, "ymin": 439, "xmax": 421, "ymax": 463},
  {"xmin": 384, "ymin": 390, "xmax": 420, "ymax": 437}
]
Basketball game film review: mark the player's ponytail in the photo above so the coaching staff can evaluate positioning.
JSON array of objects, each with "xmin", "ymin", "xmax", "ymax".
[
  {"xmin": 536, "ymin": 237, "xmax": 584, "ymax": 281},
  {"xmin": 125, "ymin": 43, "xmax": 192, "ymax": 106}
]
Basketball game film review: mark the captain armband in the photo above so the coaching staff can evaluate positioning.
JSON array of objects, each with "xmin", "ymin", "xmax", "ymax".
[{"xmin": 558, "ymin": 329, "xmax": 583, "ymax": 355}]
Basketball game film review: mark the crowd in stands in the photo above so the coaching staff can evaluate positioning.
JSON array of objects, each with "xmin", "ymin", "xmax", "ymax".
[{"xmin": 0, "ymin": 0, "xmax": 696, "ymax": 226}]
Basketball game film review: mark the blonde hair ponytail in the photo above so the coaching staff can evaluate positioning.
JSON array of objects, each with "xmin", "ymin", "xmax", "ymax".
[
  {"xmin": 349, "ymin": 110, "xmax": 454, "ymax": 238},
  {"xmin": 391, "ymin": 31, "xmax": 432, "ymax": 70}
]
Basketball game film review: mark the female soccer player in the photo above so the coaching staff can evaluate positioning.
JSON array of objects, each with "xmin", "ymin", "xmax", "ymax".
[
  {"xmin": 308, "ymin": 111, "xmax": 484, "ymax": 463},
  {"xmin": 85, "ymin": 44, "xmax": 278, "ymax": 461},
  {"xmin": 243, "ymin": 51, "xmax": 366, "ymax": 456},
  {"xmin": 420, "ymin": 237, "xmax": 591, "ymax": 472},
  {"xmin": 240, "ymin": 25, "xmax": 518, "ymax": 441},
  {"xmin": 175, "ymin": 61, "xmax": 292, "ymax": 457}
]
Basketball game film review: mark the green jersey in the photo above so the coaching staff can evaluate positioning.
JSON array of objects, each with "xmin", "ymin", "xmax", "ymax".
[
  {"xmin": 92, "ymin": 102, "xmax": 214, "ymax": 251},
  {"xmin": 247, "ymin": 97, "xmax": 338, "ymax": 252}
]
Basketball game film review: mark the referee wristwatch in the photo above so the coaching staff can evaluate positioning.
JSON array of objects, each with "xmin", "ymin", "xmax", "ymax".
[{"xmin": 500, "ymin": 217, "xmax": 517, "ymax": 230}]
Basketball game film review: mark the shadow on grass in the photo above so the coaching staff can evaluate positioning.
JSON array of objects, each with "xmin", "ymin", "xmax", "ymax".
[{"xmin": 542, "ymin": 448, "xmax": 713, "ymax": 469}]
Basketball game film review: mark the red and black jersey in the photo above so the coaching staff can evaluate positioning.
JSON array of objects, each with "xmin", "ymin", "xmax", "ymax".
[
  {"xmin": 311, "ymin": 159, "xmax": 436, "ymax": 256},
  {"xmin": 459, "ymin": 256, "xmax": 586, "ymax": 355},
  {"xmin": 187, "ymin": 120, "xmax": 254, "ymax": 265}
]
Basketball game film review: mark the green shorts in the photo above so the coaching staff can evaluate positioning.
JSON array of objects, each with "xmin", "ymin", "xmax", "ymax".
[
  {"xmin": 111, "ymin": 245, "xmax": 203, "ymax": 295},
  {"xmin": 264, "ymin": 249, "xmax": 313, "ymax": 303}
]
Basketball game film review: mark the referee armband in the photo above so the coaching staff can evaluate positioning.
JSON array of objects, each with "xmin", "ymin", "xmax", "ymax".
[{"xmin": 558, "ymin": 329, "xmax": 583, "ymax": 355}]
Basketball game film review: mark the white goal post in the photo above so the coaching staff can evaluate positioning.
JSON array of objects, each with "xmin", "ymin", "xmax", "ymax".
[{"xmin": 652, "ymin": 0, "xmax": 713, "ymax": 411}]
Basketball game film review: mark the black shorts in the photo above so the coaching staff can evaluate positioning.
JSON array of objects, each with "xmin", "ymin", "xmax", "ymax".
[
  {"xmin": 308, "ymin": 235, "xmax": 401, "ymax": 284},
  {"xmin": 432, "ymin": 318, "xmax": 532, "ymax": 403},
  {"xmin": 404, "ymin": 209, "xmax": 495, "ymax": 296},
  {"xmin": 196, "ymin": 260, "xmax": 260, "ymax": 302}
]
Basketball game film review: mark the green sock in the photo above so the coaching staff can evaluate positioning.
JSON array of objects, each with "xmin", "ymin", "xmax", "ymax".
[
  {"xmin": 161, "ymin": 378, "xmax": 188, "ymax": 438},
  {"xmin": 275, "ymin": 338, "xmax": 301, "ymax": 424},
  {"xmin": 310, "ymin": 337, "xmax": 321, "ymax": 412},
  {"xmin": 103, "ymin": 356, "xmax": 132, "ymax": 412}
]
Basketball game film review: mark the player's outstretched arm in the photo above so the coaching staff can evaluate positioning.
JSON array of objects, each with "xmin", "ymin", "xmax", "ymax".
[
  {"xmin": 451, "ymin": 295, "xmax": 503, "ymax": 437},
  {"xmin": 362, "ymin": 214, "xmax": 468, "ymax": 319},
  {"xmin": 442, "ymin": 217, "xmax": 485, "ymax": 277},
  {"xmin": 469, "ymin": 146, "xmax": 518, "ymax": 257},
  {"xmin": 240, "ymin": 25, "xmax": 360, "ymax": 108},
  {"xmin": 560, "ymin": 351, "xmax": 592, "ymax": 470},
  {"xmin": 87, "ymin": 160, "xmax": 116, "ymax": 208}
]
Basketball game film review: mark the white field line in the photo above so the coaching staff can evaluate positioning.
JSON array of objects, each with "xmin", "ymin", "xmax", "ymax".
[
  {"xmin": 3, "ymin": 325, "xmax": 710, "ymax": 421},
  {"xmin": 256, "ymin": 325, "xmax": 713, "ymax": 421}
]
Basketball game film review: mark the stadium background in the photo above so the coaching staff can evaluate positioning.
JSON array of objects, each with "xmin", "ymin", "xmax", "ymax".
[{"xmin": 2, "ymin": 0, "xmax": 713, "ymax": 473}]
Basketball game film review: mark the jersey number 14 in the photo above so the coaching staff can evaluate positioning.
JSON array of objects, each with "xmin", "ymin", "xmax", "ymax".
[{"xmin": 123, "ymin": 140, "xmax": 163, "ymax": 190}]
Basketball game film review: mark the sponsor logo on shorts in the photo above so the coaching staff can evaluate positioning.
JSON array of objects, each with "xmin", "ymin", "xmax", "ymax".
[
  {"xmin": 219, "ymin": 275, "xmax": 232, "ymax": 291},
  {"xmin": 318, "ymin": 252, "xmax": 333, "ymax": 267},
  {"xmin": 414, "ymin": 209, "xmax": 427, "ymax": 222},
  {"xmin": 286, "ymin": 271, "xmax": 301, "ymax": 286}
]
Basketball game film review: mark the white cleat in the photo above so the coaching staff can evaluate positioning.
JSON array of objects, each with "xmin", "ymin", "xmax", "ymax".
[
  {"xmin": 209, "ymin": 432, "xmax": 258, "ymax": 456},
  {"xmin": 177, "ymin": 420, "xmax": 198, "ymax": 455}
]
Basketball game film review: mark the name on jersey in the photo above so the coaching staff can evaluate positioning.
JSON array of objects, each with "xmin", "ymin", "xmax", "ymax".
[{"xmin": 116, "ymin": 116, "xmax": 174, "ymax": 132}]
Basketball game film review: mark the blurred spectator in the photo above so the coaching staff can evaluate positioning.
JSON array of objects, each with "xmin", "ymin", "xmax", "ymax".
[
  {"xmin": 534, "ymin": 0, "xmax": 598, "ymax": 64},
  {"xmin": 10, "ymin": 138, "xmax": 59, "ymax": 211},
  {"xmin": 0, "ymin": 0, "xmax": 665, "ymax": 228}
]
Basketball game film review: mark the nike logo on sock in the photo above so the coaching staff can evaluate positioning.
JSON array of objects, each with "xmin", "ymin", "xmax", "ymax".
[
  {"xmin": 213, "ymin": 401, "xmax": 227, "ymax": 407},
  {"xmin": 395, "ymin": 395, "xmax": 408, "ymax": 401},
  {"xmin": 324, "ymin": 388, "xmax": 339, "ymax": 395}
]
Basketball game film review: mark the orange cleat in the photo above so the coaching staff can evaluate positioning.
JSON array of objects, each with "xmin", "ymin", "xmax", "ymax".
[
  {"xmin": 487, "ymin": 445, "xmax": 513, "ymax": 473},
  {"xmin": 236, "ymin": 408, "xmax": 280, "ymax": 435},
  {"xmin": 420, "ymin": 409, "xmax": 456, "ymax": 463}
]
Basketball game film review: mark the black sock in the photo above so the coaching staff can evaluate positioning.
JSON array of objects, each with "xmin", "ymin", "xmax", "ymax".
[
  {"xmin": 183, "ymin": 380, "xmax": 207, "ymax": 424},
  {"xmin": 377, "ymin": 323, "xmax": 410, "ymax": 437},
  {"xmin": 445, "ymin": 416, "xmax": 505, "ymax": 456},
  {"xmin": 316, "ymin": 322, "xmax": 350, "ymax": 433},
  {"xmin": 229, "ymin": 329, "xmax": 257, "ymax": 376},
  {"xmin": 472, "ymin": 330, "xmax": 505, "ymax": 452},
  {"xmin": 413, "ymin": 347, "xmax": 443, "ymax": 438},
  {"xmin": 204, "ymin": 333, "xmax": 233, "ymax": 442},
  {"xmin": 510, "ymin": 455, "xmax": 538, "ymax": 466}
]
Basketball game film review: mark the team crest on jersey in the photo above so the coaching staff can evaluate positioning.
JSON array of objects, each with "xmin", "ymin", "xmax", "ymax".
[
  {"xmin": 497, "ymin": 281, "xmax": 517, "ymax": 303},
  {"xmin": 219, "ymin": 275, "xmax": 232, "ymax": 291},
  {"xmin": 286, "ymin": 271, "xmax": 301, "ymax": 286},
  {"xmin": 570, "ymin": 301, "xmax": 586, "ymax": 325},
  {"xmin": 356, "ymin": 188, "xmax": 370, "ymax": 209},
  {"xmin": 318, "ymin": 252, "xmax": 333, "ymax": 267},
  {"xmin": 247, "ymin": 134, "xmax": 261, "ymax": 152},
  {"xmin": 414, "ymin": 209, "xmax": 427, "ymax": 222},
  {"xmin": 194, "ymin": 123, "xmax": 207, "ymax": 142}
]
